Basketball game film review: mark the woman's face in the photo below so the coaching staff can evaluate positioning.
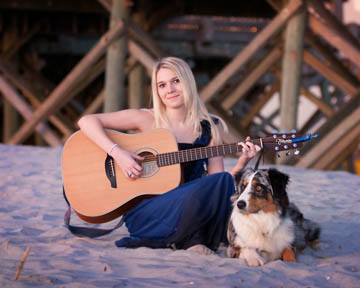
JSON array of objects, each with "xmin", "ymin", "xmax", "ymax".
[{"xmin": 156, "ymin": 67, "xmax": 185, "ymax": 109}]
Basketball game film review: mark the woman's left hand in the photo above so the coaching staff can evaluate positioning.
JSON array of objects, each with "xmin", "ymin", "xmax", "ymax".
[{"xmin": 230, "ymin": 136, "xmax": 261, "ymax": 176}]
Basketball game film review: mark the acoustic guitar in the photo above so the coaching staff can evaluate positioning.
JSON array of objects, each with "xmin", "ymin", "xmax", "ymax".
[{"xmin": 62, "ymin": 128, "xmax": 317, "ymax": 223}]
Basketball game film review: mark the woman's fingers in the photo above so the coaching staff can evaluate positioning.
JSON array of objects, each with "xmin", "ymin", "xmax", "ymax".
[
  {"xmin": 238, "ymin": 137, "xmax": 261, "ymax": 160},
  {"xmin": 133, "ymin": 153, "xmax": 145, "ymax": 161},
  {"xmin": 115, "ymin": 152, "xmax": 143, "ymax": 180},
  {"xmin": 245, "ymin": 141, "xmax": 260, "ymax": 156}
]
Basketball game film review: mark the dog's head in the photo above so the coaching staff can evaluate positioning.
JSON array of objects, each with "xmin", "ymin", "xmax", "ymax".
[{"xmin": 232, "ymin": 168, "xmax": 290, "ymax": 215}]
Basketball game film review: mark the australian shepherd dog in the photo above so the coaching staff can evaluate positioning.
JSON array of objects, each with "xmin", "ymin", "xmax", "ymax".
[{"xmin": 227, "ymin": 168, "xmax": 320, "ymax": 267}]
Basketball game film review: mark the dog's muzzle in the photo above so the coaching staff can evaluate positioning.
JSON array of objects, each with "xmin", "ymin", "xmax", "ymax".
[{"xmin": 237, "ymin": 200, "xmax": 246, "ymax": 210}]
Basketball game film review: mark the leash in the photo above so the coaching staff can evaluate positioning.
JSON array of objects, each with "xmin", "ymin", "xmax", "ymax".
[{"xmin": 254, "ymin": 138, "xmax": 264, "ymax": 171}]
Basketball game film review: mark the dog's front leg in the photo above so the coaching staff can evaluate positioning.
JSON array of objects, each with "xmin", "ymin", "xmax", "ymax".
[
  {"xmin": 227, "ymin": 245, "xmax": 241, "ymax": 258},
  {"xmin": 240, "ymin": 247, "xmax": 266, "ymax": 267}
]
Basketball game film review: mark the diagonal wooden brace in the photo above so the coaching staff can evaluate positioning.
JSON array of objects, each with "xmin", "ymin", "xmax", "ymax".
[
  {"xmin": 0, "ymin": 76, "xmax": 62, "ymax": 146},
  {"xmin": 8, "ymin": 20, "xmax": 125, "ymax": 145},
  {"xmin": 199, "ymin": 0, "xmax": 304, "ymax": 103}
]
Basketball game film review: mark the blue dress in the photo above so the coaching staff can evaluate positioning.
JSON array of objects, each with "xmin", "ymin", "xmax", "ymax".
[{"xmin": 115, "ymin": 120, "xmax": 235, "ymax": 250}]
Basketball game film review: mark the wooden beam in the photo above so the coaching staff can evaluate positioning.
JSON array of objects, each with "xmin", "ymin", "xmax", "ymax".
[
  {"xmin": 241, "ymin": 80, "xmax": 280, "ymax": 127},
  {"xmin": 298, "ymin": 110, "xmax": 323, "ymax": 135},
  {"xmin": 296, "ymin": 105, "xmax": 360, "ymax": 169},
  {"xmin": 3, "ymin": 22, "xmax": 41, "ymax": 60},
  {"xmin": 305, "ymin": 32, "xmax": 359, "ymax": 86},
  {"xmin": 79, "ymin": 90, "xmax": 105, "ymax": 119},
  {"xmin": 309, "ymin": 15, "xmax": 360, "ymax": 68},
  {"xmin": 0, "ymin": 58, "xmax": 74, "ymax": 137},
  {"xmin": 8, "ymin": 19, "xmax": 125, "ymax": 145},
  {"xmin": 69, "ymin": 58, "xmax": 106, "ymax": 101},
  {"xmin": 280, "ymin": 0, "xmax": 306, "ymax": 132},
  {"xmin": 77, "ymin": 56, "xmax": 141, "ymax": 121},
  {"xmin": 128, "ymin": 18, "xmax": 167, "ymax": 59},
  {"xmin": 303, "ymin": 50, "xmax": 359, "ymax": 96},
  {"xmin": 97, "ymin": 0, "xmax": 112, "ymax": 11},
  {"xmin": 300, "ymin": 86, "xmax": 334, "ymax": 117},
  {"xmin": 128, "ymin": 41, "xmax": 156, "ymax": 75},
  {"xmin": 0, "ymin": 76, "xmax": 62, "ymax": 146},
  {"xmin": 98, "ymin": 0, "xmax": 167, "ymax": 58},
  {"xmin": 295, "ymin": 95, "xmax": 360, "ymax": 166},
  {"xmin": 207, "ymin": 103, "xmax": 247, "ymax": 144},
  {"xmin": 200, "ymin": 0, "xmax": 304, "ymax": 103},
  {"xmin": 103, "ymin": 0, "xmax": 128, "ymax": 113},
  {"xmin": 326, "ymin": 137, "xmax": 359, "ymax": 171},
  {"xmin": 221, "ymin": 46, "xmax": 282, "ymax": 110},
  {"xmin": 308, "ymin": 0, "xmax": 360, "ymax": 50},
  {"xmin": 129, "ymin": 63, "xmax": 146, "ymax": 109},
  {"xmin": 3, "ymin": 99, "xmax": 19, "ymax": 143},
  {"xmin": 267, "ymin": 0, "xmax": 360, "ymax": 87},
  {"xmin": 0, "ymin": 0, "xmax": 106, "ymax": 13},
  {"xmin": 207, "ymin": 103, "xmax": 275, "ymax": 164}
]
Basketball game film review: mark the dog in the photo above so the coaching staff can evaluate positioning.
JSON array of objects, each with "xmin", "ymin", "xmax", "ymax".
[{"xmin": 227, "ymin": 168, "xmax": 320, "ymax": 267}]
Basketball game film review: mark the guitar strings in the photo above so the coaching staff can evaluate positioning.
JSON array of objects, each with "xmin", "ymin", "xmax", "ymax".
[{"xmin": 140, "ymin": 135, "xmax": 292, "ymax": 165}]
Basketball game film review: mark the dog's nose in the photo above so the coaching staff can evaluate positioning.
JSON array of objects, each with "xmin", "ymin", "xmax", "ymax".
[{"xmin": 237, "ymin": 200, "xmax": 246, "ymax": 210}]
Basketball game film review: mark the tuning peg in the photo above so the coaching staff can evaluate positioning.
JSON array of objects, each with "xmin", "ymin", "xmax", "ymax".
[{"xmin": 294, "ymin": 149, "xmax": 300, "ymax": 155}]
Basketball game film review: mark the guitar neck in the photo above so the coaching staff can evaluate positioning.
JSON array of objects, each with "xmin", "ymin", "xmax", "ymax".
[{"xmin": 156, "ymin": 139, "xmax": 262, "ymax": 167}]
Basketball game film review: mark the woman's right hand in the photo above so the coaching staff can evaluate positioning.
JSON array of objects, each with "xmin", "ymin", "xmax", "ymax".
[{"xmin": 110, "ymin": 148, "xmax": 144, "ymax": 180}]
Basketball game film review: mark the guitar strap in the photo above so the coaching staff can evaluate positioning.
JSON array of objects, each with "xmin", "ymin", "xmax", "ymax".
[
  {"xmin": 63, "ymin": 187, "xmax": 124, "ymax": 238},
  {"xmin": 254, "ymin": 139, "xmax": 264, "ymax": 171}
]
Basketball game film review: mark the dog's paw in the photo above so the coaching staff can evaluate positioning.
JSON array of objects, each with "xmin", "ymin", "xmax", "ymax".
[
  {"xmin": 282, "ymin": 247, "xmax": 296, "ymax": 263},
  {"xmin": 227, "ymin": 246, "xmax": 241, "ymax": 258},
  {"xmin": 187, "ymin": 244, "xmax": 215, "ymax": 256},
  {"xmin": 241, "ymin": 248, "xmax": 266, "ymax": 267}
]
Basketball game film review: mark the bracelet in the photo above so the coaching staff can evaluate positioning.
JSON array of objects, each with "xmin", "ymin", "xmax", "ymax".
[{"xmin": 108, "ymin": 143, "xmax": 118, "ymax": 155}]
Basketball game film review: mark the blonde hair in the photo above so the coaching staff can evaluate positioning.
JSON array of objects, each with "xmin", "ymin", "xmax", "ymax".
[{"xmin": 151, "ymin": 57, "xmax": 226, "ymax": 145}]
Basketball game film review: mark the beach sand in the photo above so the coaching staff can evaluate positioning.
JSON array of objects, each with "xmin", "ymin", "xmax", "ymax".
[{"xmin": 0, "ymin": 143, "xmax": 359, "ymax": 287}]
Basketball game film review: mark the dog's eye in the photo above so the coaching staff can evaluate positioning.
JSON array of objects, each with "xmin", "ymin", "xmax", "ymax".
[{"xmin": 255, "ymin": 184, "xmax": 265, "ymax": 195}]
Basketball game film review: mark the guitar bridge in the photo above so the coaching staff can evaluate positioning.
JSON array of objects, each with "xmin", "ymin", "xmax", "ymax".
[{"xmin": 105, "ymin": 154, "xmax": 117, "ymax": 188}]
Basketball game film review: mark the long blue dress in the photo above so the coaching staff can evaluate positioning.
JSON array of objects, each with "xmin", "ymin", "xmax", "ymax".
[{"xmin": 115, "ymin": 120, "xmax": 235, "ymax": 250}]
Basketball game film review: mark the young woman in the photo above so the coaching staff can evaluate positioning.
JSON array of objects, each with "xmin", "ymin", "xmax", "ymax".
[{"xmin": 78, "ymin": 57, "xmax": 260, "ymax": 253}]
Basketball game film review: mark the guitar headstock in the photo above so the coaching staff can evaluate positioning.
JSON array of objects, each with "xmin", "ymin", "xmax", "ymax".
[{"xmin": 258, "ymin": 130, "xmax": 319, "ymax": 156}]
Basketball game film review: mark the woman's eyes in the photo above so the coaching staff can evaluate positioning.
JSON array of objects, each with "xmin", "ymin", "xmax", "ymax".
[{"xmin": 158, "ymin": 78, "xmax": 180, "ymax": 89}]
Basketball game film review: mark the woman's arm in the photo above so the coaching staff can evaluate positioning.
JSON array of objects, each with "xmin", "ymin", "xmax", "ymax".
[
  {"xmin": 77, "ymin": 109, "xmax": 154, "ymax": 179},
  {"xmin": 228, "ymin": 137, "xmax": 261, "ymax": 178},
  {"xmin": 208, "ymin": 156, "xmax": 225, "ymax": 175},
  {"xmin": 207, "ymin": 137, "xmax": 261, "ymax": 178}
]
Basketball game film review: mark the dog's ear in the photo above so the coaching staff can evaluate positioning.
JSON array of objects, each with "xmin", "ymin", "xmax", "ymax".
[
  {"xmin": 234, "ymin": 170, "xmax": 244, "ymax": 186},
  {"xmin": 268, "ymin": 168, "xmax": 290, "ymax": 208}
]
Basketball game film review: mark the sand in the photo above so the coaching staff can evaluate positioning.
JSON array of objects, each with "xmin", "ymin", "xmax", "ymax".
[{"xmin": 0, "ymin": 143, "xmax": 359, "ymax": 287}]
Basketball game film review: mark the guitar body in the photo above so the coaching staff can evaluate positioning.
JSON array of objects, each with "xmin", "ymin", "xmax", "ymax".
[
  {"xmin": 62, "ymin": 128, "xmax": 313, "ymax": 224},
  {"xmin": 62, "ymin": 129, "xmax": 181, "ymax": 223}
]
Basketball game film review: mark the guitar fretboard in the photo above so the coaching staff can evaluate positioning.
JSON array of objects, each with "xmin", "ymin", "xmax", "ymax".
[{"xmin": 156, "ymin": 140, "xmax": 261, "ymax": 167}]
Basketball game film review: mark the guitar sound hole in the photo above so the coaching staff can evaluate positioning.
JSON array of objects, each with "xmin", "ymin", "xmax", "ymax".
[{"xmin": 138, "ymin": 151, "xmax": 158, "ymax": 178}]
